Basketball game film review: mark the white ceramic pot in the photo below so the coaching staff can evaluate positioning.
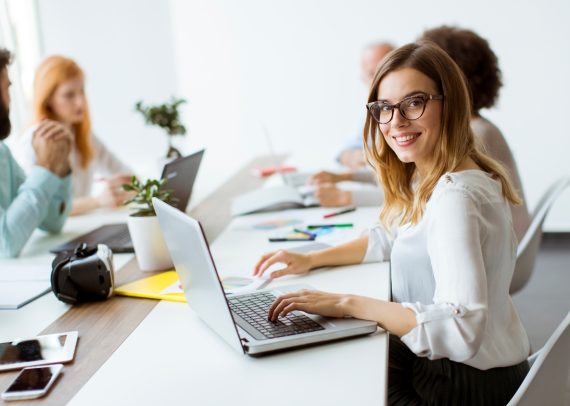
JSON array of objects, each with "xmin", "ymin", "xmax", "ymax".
[{"xmin": 127, "ymin": 215, "xmax": 173, "ymax": 271}]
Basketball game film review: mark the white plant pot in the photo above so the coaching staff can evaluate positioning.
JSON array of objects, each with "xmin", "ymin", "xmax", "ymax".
[{"xmin": 127, "ymin": 215, "xmax": 173, "ymax": 272}]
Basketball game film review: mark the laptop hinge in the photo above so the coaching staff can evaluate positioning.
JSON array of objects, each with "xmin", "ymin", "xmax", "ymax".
[{"xmin": 240, "ymin": 337, "xmax": 250, "ymax": 352}]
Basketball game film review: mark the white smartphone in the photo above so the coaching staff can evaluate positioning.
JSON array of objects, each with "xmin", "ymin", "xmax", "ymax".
[{"xmin": 1, "ymin": 364, "xmax": 63, "ymax": 401}]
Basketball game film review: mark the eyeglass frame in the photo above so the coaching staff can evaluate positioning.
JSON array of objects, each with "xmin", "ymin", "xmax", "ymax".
[{"xmin": 366, "ymin": 93, "xmax": 444, "ymax": 125}]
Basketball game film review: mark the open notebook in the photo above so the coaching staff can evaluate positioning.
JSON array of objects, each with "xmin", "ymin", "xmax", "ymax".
[{"xmin": 231, "ymin": 185, "xmax": 318, "ymax": 216}]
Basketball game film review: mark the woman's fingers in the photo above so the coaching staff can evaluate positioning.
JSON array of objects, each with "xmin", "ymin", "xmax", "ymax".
[
  {"xmin": 254, "ymin": 251, "xmax": 288, "ymax": 278},
  {"xmin": 253, "ymin": 251, "xmax": 276, "ymax": 276},
  {"xmin": 268, "ymin": 291, "xmax": 302, "ymax": 320},
  {"xmin": 35, "ymin": 120, "xmax": 72, "ymax": 142},
  {"xmin": 268, "ymin": 290, "xmax": 312, "ymax": 321},
  {"xmin": 268, "ymin": 290, "xmax": 348, "ymax": 320}
]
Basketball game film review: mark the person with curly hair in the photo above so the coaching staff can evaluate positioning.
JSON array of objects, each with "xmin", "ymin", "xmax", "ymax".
[{"xmin": 421, "ymin": 25, "xmax": 530, "ymax": 241}]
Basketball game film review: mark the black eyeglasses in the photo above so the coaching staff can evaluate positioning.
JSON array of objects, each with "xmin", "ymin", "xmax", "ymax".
[{"xmin": 366, "ymin": 93, "xmax": 443, "ymax": 124}]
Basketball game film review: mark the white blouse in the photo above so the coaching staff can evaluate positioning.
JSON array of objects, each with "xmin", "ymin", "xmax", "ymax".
[
  {"xmin": 16, "ymin": 127, "xmax": 131, "ymax": 198},
  {"xmin": 363, "ymin": 170, "xmax": 529, "ymax": 370}
]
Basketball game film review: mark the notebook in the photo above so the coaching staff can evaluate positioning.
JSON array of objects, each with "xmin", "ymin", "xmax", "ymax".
[
  {"xmin": 153, "ymin": 198, "xmax": 377, "ymax": 356},
  {"xmin": 231, "ymin": 127, "xmax": 318, "ymax": 216},
  {"xmin": 50, "ymin": 149, "xmax": 205, "ymax": 254},
  {"xmin": 114, "ymin": 270, "xmax": 186, "ymax": 302},
  {"xmin": 231, "ymin": 185, "xmax": 318, "ymax": 216}
]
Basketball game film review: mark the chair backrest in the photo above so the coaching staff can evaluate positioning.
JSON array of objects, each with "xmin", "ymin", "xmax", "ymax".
[
  {"xmin": 510, "ymin": 177, "xmax": 570, "ymax": 294},
  {"xmin": 508, "ymin": 310, "xmax": 570, "ymax": 405}
]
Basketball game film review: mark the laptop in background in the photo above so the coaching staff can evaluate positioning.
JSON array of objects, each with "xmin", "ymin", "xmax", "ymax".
[
  {"xmin": 153, "ymin": 198, "xmax": 377, "ymax": 356},
  {"xmin": 50, "ymin": 149, "xmax": 205, "ymax": 254},
  {"xmin": 230, "ymin": 129, "xmax": 318, "ymax": 216},
  {"xmin": 262, "ymin": 125, "xmax": 314, "ymax": 189}
]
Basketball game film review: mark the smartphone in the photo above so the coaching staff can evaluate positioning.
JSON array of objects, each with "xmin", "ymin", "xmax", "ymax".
[{"xmin": 1, "ymin": 364, "xmax": 63, "ymax": 401}]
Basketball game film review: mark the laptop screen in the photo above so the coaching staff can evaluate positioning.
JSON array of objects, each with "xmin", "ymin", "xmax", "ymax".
[
  {"xmin": 153, "ymin": 198, "xmax": 245, "ymax": 354},
  {"xmin": 160, "ymin": 149, "xmax": 205, "ymax": 211}
]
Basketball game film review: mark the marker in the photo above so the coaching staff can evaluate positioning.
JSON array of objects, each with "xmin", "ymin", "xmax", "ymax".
[
  {"xmin": 293, "ymin": 228, "xmax": 317, "ymax": 238},
  {"xmin": 322, "ymin": 207, "xmax": 356, "ymax": 219},
  {"xmin": 268, "ymin": 237, "xmax": 316, "ymax": 242},
  {"xmin": 307, "ymin": 223, "xmax": 353, "ymax": 229}
]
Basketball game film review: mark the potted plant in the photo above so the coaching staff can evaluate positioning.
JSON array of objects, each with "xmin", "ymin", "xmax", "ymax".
[
  {"xmin": 135, "ymin": 97, "xmax": 187, "ymax": 159},
  {"xmin": 123, "ymin": 176, "xmax": 177, "ymax": 271}
]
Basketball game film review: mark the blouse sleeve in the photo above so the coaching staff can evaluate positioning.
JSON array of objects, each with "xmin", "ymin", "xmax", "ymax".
[
  {"xmin": 400, "ymin": 185, "xmax": 488, "ymax": 362},
  {"xmin": 351, "ymin": 168, "xmax": 377, "ymax": 184},
  {"xmin": 351, "ymin": 187, "xmax": 384, "ymax": 207},
  {"xmin": 361, "ymin": 222, "xmax": 396, "ymax": 263},
  {"xmin": 91, "ymin": 135, "xmax": 132, "ymax": 176}
]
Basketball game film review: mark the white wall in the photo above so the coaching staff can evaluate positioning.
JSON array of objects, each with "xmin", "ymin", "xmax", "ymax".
[
  {"xmin": 34, "ymin": 0, "xmax": 570, "ymax": 229},
  {"xmin": 36, "ymin": 0, "xmax": 180, "ymax": 178},
  {"xmin": 170, "ymin": 0, "xmax": 570, "ymax": 230}
]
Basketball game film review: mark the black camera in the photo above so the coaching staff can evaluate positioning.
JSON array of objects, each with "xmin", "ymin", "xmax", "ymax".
[{"xmin": 51, "ymin": 243, "xmax": 114, "ymax": 305}]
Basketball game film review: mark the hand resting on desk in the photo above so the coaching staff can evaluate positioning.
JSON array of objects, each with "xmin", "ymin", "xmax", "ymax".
[{"xmin": 253, "ymin": 250, "xmax": 312, "ymax": 280}]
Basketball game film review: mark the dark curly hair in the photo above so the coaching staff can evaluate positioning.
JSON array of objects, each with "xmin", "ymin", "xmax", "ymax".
[{"xmin": 420, "ymin": 26, "xmax": 502, "ymax": 114}]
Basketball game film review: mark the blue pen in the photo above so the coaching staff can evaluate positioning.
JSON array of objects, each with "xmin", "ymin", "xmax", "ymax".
[{"xmin": 293, "ymin": 228, "xmax": 317, "ymax": 238}]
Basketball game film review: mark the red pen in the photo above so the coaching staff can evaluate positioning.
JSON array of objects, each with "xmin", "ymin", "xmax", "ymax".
[{"xmin": 323, "ymin": 207, "xmax": 356, "ymax": 218}]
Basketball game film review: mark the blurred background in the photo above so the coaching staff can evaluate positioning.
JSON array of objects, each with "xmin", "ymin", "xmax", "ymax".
[{"xmin": 1, "ymin": 0, "xmax": 569, "ymax": 229}]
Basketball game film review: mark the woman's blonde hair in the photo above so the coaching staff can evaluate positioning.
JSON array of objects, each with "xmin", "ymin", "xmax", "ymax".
[
  {"xmin": 363, "ymin": 41, "xmax": 520, "ymax": 228},
  {"xmin": 33, "ymin": 55, "xmax": 93, "ymax": 168}
]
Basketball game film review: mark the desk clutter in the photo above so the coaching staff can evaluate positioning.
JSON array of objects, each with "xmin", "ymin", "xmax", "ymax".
[
  {"xmin": 1, "ymin": 156, "xmax": 387, "ymax": 404},
  {"xmin": 115, "ymin": 270, "xmax": 271, "ymax": 302}
]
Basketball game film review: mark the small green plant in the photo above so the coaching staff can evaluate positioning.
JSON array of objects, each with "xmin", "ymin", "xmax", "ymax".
[
  {"xmin": 122, "ymin": 176, "xmax": 177, "ymax": 217},
  {"xmin": 135, "ymin": 97, "xmax": 187, "ymax": 158}
]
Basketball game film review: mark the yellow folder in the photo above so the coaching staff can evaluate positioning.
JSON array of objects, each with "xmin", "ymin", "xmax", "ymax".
[{"xmin": 114, "ymin": 270, "xmax": 186, "ymax": 303}]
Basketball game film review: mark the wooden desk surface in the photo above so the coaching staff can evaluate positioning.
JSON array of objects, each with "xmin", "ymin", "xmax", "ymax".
[{"xmin": 0, "ymin": 155, "xmax": 284, "ymax": 405}]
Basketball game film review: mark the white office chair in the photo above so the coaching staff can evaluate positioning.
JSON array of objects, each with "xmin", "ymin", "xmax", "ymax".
[
  {"xmin": 510, "ymin": 177, "xmax": 570, "ymax": 294},
  {"xmin": 507, "ymin": 310, "xmax": 570, "ymax": 405}
]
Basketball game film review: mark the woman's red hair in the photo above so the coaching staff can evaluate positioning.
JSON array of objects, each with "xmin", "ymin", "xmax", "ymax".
[{"xmin": 33, "ymin": 55, "xmax": 93, "ymax": 168}]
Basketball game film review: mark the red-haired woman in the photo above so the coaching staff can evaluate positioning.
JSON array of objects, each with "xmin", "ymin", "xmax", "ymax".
[{"xmin": 18, "ymin": 55, "xmax": 132, "ymax": 215}]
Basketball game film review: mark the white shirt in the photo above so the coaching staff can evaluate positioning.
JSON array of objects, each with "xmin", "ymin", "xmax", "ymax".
[
  {"xmin": 16, "ymin": 127, "xmax": 131, "ymax": 198},
  {"xmin": 363, "ymin": 170, "xmax": 530, "ymax": 370}
]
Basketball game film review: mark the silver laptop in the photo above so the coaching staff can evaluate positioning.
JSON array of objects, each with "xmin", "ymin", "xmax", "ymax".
[{"xmin": 153, "ymin": 198, "xmax": 377, "ymax": 355}]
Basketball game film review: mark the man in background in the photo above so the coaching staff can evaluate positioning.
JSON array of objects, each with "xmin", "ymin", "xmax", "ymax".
[
  {"xmin": 337, "ymin": 42, "xmax": 394, "ymax": 169},
  {"xmin": 309, "ymin": 42, "xmax": 394, "ymax": 207},
  {"xmin": 0, "ymin": 48, "xmax": 73, "ymax": 257}
]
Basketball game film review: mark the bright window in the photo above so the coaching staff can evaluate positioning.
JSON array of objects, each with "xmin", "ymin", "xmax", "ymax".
[{"xmin": 0, "ymin": 0, "xmax": 42, "ymax": 141}]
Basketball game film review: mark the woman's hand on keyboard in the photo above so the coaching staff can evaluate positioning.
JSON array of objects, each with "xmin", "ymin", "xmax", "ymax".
[
  {"xmin": 253, "ymin": 250, "xmax": 312, "ymax": 280},
  {"xmin": 268, "ymin": 290, "xmax": 351, "ymax": 321}
]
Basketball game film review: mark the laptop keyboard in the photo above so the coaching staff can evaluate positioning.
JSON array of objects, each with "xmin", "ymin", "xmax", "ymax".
[
  {"xmin": 105, "ymin": 228, "xmax": 132, "ymax": 247},
  {"xmin": 50, "ymin": 224, "xmax": 134, "ymax": 254},
  {"xmin": 228, "ymin": 291, "xmax": 325, "ymax": 340}
]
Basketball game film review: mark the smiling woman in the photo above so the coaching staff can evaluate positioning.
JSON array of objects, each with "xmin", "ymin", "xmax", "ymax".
[{"xmin": 254, "ymin": 41, "xmax": 530, "ymax": 405}]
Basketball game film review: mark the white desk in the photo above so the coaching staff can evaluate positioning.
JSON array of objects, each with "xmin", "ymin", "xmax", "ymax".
[
  {"xmin": 0, "ymin": 209, "xmax": 133, "ymax": 342},
  {"xmin": 68, "ymin": 207, "xmax": 391, "ymax": 406}
]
